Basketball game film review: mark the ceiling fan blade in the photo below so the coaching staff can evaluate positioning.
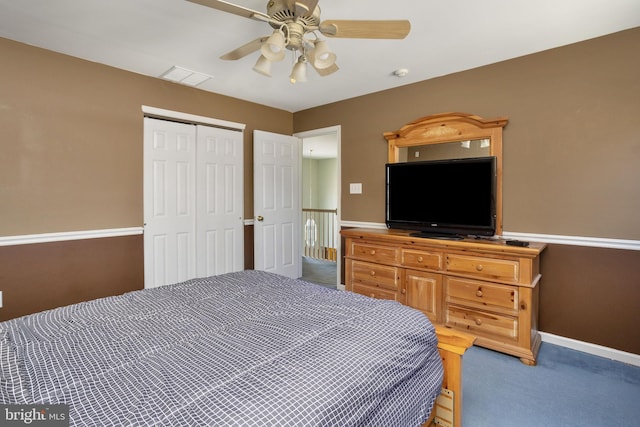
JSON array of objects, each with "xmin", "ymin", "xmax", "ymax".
[
  {"xmin": 186, "ymin": 0, "xmax": 270, "ymax": 22},
  {"xmin": 319, "ymin": 20, "xmax": 411, "ymax": 39},
  {"xmin": 313, "ymin": 62, "xmax": 339, "ymax": 77},
  {"xmin": 220, "ymin": 37, "xmax": 268, "ymax": 60},
  {"xmin": 294, "ymin": 0, "xmax": 319, "ymax": 16}
]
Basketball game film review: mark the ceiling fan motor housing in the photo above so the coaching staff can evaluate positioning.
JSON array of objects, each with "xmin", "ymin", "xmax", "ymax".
[
  {"xmin": 286, "ymin": 23, "xmax": 306, "ymax": 50},
  {"xmin": 266, "ymin": 0, "xmax": 321, "ymax": 28}
]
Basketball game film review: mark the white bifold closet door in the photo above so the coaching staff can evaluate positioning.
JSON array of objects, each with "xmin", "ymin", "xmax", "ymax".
[{"xmin": 143, "ymin": 117, "xmax": 244, "ymax": 289}]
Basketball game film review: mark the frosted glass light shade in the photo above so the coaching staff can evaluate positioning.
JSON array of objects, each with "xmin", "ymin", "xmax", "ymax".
[
  {"xmin": 253, "ymin": 55, "xmax": 272, "ymax": 77},
  {"xmin": 311, "ymin": 40, "xmax": 336, "ymax": 69},
  {"xmin": 261, "ymin": 30, "xmax": 286, "ymax": 61},
  {"xmin": 289, "ymin": 59, "xmax": 308, "ymax": 83}
]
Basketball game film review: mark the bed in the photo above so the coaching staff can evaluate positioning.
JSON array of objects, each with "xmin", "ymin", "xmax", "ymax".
[{"xmin": 1, "ymin": 270, "xmax": 472, "ymax": 426}]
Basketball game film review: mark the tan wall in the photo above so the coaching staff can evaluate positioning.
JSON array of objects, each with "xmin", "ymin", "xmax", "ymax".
[
  {"xmin": 294, "ymin": 28, "xmax": 640, "ymax": 241},
  {"xmin": 295, "ymin": 28, "xmax": 640, "ymax": 354},
  {"xmin": 0, "ymin": 37, "xmax": 292, "ymax": 236}
]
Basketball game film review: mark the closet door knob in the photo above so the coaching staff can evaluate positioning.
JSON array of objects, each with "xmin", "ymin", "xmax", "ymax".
[{"xmin": 256, "ymin": 216, "xmax": 264, "ymax": 222}]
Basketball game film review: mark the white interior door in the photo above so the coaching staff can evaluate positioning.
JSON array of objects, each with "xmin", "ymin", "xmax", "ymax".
[
  {"xmin": 196, "ymin": 125, "xmax": 244, "ymax": 277},
  {"xmin": 144, "ymin": 118, "xmax": 197, "ymax": 288},
  {"xmin": 253, "ymin": 130, "xmax": 301, "ymax": 279},
  {"xmin": 144, "ymin": 117, "xmax": 244, "ymax": 289}
]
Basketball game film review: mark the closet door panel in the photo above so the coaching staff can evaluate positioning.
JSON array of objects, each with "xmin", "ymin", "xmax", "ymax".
[
  {"xmin": 144, "ymin": 118, "xmax": 197, "ymax": 288},
  {"xmin": 196, "ymin": 125, "xmax": 244, "ymax": 277}
]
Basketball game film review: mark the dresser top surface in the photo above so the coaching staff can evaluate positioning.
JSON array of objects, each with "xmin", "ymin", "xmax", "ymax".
[{"xmin": 341, "ymin": 228, "xmax": 546, "ymax": 256}]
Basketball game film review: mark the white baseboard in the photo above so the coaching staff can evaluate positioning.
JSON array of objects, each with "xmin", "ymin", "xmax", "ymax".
[{"xmin": 540, "ymin": 332, "xmax": 640, "ymax": 367}]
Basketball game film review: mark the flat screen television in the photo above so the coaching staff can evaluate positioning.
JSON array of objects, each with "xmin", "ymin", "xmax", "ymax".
[{"xmin": 385, "ymin": 156, "xmax": 497, "ymax": 238}]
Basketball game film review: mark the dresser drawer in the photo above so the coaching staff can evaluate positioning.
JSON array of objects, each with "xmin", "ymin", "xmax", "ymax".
[
  {"xmin": 401, "ymin": 248, "xmax": 443, "ymax": 270},
  {"xmin": 350, "ymin": 241, "xmax": 399, "ymax": 264},
  {"xmin": 352, "ymin": 283, "xmax": 404, "ymax": 303},
  {"xmin": 446, "ymin": 254, "xmax": 519, "ymax": 282},
  {"xmin": 350, "ymin": 260, "xmax": 401, "ymax": 291},
  {"xmin": 445, "ymin": 277, "xmax": 518, "ymax": 314},
  {"xmin": 445, "ymin": 305, "xmax": 518, "ymax": 342}
]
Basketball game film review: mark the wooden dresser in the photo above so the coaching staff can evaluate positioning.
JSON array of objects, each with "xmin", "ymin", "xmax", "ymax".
[{"xmin": 342, "ymin": 228, "xmax": 546, "ymax": 365}]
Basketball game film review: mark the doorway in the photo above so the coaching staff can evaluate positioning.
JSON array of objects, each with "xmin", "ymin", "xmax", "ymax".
[{"xmin": 296, "ymin": 126, "xmax": 341, "ymax": 289}]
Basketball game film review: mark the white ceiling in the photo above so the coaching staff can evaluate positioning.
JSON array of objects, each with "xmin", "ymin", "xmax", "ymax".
[
  {"xmin": 1, "ymin": 0, "xmax": 639, "ymax": 113},
  {"xmin": 302, "ymin": 133, "xmax": 338, "ymax": 159}
]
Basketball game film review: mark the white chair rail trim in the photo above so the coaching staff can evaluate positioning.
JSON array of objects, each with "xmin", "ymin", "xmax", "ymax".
[
  {"xmin": 0, "ymin": 227, "xmax": 144, "ymax": 247},
  {"xmin": 502, "ymin": 231, "xmax": 640, "ymax": 251},
  {"xmin": 339, "ymin": 221, "xmax": 387, "ymax": 230}
]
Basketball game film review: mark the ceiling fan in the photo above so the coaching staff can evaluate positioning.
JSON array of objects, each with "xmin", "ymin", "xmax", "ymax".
[{"xmin": 187, "ymin": 0, "xmax": 411, "ymax": 82}]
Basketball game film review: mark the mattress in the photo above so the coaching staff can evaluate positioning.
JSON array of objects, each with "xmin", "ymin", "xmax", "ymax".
[{"xmin": 1, "ymin": 270, "xmax": 443, "ymax": 426}]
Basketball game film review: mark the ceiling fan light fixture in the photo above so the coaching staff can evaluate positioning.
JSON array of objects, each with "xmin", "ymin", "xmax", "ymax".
[
  {"xmin": 190, "ymin": 0, "xmax": 412, "ymax": 83},
  {"xmin": 310, "ymin": 39, "xmax": 336, "ymax": 69},
  {"xmin": 261, "ymin": 29, "xmax": 286, "ymax": 61},
  {"xmin": 289, "ymin": 55, "xmax": 308, "ymax": 84},
  {"xmin": 253, "ymin": 55, "xmax": 273, "ymax": 77}
]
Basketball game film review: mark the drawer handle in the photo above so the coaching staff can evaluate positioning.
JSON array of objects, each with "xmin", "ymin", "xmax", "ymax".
[
  {"xmin": 476, "ymin": 289, "xmax": 483, "ymax": 297},
  {"xmin": 417, "ymin": 256, "xmax": 424, "ymax": 263},
  {"xmin": 370, "ymin": 270, "xmax": 376, "ymax": 277},
  {"xmin": 476, "ymin": 264, "xmax": 484, "ymax": 272},
  {"xmin": 370, "ymin": 249, "xmax": 376, "ymax": 255},
  {"xmin": 475, "ymin": 318, "xmax": 483, "ymax": 326},
  {"xmin": 370, "ymin": 293, "xmax": 376, "ymax": 298}
]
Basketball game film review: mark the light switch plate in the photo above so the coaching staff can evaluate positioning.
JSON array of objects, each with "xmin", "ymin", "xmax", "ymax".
[{"xmin": 349, "ymin": 183, "xmax": 362, "ymax": 194}]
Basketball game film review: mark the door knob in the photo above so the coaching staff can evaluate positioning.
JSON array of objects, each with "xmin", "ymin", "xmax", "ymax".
[{"xmin": 257, "ymin": 215, "xmax": 264, "ymax": 222}]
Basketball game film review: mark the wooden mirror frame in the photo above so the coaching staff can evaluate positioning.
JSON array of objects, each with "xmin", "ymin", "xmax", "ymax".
[{"xmin": 383, "ymin": 112, "xmax": 508, "ymax": 236}]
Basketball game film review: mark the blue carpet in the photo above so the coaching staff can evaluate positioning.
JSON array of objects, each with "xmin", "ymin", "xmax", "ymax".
[
  {"xmin": 463, "ymin": 343, "xmax": 640, "ymax": 426},
  {"xmin": 301, "ymin": 256, "xmax": 337, "ymax": 288}
]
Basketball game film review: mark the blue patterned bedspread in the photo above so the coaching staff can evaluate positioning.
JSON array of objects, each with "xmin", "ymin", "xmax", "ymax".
[{"xmin": 1, "ymin": 270, "xmax": 443, "ymax": 426}]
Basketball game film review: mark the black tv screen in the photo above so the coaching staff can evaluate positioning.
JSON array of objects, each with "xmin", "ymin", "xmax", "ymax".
[{"xmin": 385, "ymin": 156, "xmax": 497, "ymax": 238}]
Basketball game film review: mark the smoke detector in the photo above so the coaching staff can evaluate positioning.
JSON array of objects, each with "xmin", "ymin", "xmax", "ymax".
[{"xmin": 393, "ymin": 68, "xmax": 409, "ymax": 77}]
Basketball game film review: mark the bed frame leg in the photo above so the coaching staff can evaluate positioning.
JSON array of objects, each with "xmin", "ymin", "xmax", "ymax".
[{"xmin": 432, "ymin": 325, "xmax": 475, "ymax": 427}]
